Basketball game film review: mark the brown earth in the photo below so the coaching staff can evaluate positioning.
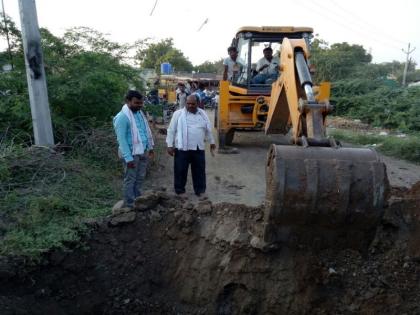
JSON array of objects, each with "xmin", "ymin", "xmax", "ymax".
[{"xmin": 1, "ymin": 113, "xmax": 420, "ymax": 314}]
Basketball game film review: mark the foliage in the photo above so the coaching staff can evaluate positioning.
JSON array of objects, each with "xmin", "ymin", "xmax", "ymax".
[
  {"xmin": 135, "ymin": 38, "xmax": 193, "ymax": 73},
  {"xmin": 194, "ymin": 59, "xmax": 224, "ymax": 74},
  {"xmin": 311, "ymin": 39, "xmax": 372, "ymax": 82},
  {"xmin": 0, "ymin": 126, "xmax": 121, "ymax": 259},
  {"xmin": 0, "ymin": 16, "xmax": 144, "ymax": 145},
  {"xmin": 329, "ymin": 129, "xmax": 420, "ymax": 163},
  {"xmin": 331, "ymin": 82, "xmax": 420, "ymax": 132}
]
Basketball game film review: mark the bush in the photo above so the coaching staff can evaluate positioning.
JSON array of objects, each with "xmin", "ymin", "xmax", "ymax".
[
  {"xmin": 331, "ymin": 81, "xmax": 420, "ymax": 132},
  {"xmin": 329, "ymin": 129, "xmax": 420, "ymax": 163}
]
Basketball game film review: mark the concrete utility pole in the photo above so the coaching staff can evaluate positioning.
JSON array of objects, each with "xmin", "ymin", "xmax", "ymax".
[
  {"xmin": 18, "ymin": 0, "xmax": 54, "ymax": 146},
  {"xmin": 402, "ymin": 43, "xmax": 416, "ymax": 87}
]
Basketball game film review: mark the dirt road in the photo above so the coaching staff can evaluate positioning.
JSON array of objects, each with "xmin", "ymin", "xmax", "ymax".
[{"xmin": 150, "ymin": 110, "xmax": 420, "ymax": 205}]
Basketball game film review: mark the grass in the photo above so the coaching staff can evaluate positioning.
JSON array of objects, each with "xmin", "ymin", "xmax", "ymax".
[
  {"xmin": 329, "ymin": 129, "xmax": 420, "ymax": 163},
  {"xmin": 0, "ymin": 123, "xmax": 167, "ymax": 260},
  {"xmin": 0, "ymin": 127, "xmax": 123, "ymax": 260}
]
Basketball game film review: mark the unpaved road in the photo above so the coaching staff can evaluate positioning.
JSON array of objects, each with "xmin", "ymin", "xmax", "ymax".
[{"xmin": 149, "ymin": 110, "xmax": 420, "ymax": 205}]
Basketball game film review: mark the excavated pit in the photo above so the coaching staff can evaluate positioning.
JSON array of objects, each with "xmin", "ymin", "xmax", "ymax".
[{"xmin": 1, "ymin": 184, "xmax": 420, "ymax": 314}]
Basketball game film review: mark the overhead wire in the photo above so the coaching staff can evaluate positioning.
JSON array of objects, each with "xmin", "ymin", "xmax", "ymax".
[
  {"xmin": 294, "ymin": 0, "xmax": 402, "ymax": 52},
  {"xmin": 149, "ymin": 0, "xmax": 158, "ymax": 16},
  {"xmin": 327, "ymin": 0, "xmax": 406, "ymax": 46}
]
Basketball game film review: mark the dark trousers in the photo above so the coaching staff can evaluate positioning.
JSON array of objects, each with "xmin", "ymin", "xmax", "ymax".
[{"xmin": 174, "ymin": 149, "xmax": 206, "ymax": 195}]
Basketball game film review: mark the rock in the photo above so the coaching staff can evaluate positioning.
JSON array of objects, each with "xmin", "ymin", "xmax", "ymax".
[
  {"xmin": 229, "ymin": 227, "xmax": 251, "ymax": 247},
  {"xmin": 134, "ymin": 191, "xmax": 161, "ymax": 211},
  {"xmin": 166, "ymin": 227, "xmax": 179, "ymax": 240},
  {"xmin": 110, "ymin": 211, "xmax": 136, "ymax": 226},
  {"xmin": 250, "ymin": 236, "xmax": 279, "ymax": 252},
  {"xmin": 174, "ymin": 211, "xmax": 183, "ymax": 219},
  {"xmin": 254, "ymin": 212, "xmax": 263, "ymax": 221},
  {"xmin": 195, "ymin": 200, "xmax": 212, "ymax": 215},
  {"xmin": 112, "ymin": 200, "xmax": 125, "ymax": 213},
  {"xmin": 179, "ymin": 213, "xmax": 194, "ymax": 227},
  {"xmin": 181, "ymin": 227, "xmax": 192, "ymax": 234},
  {"xmin": 149, "ymin": 210, "xmax": 162, "ymax": 222},
  {"xmin": 183, "ymin": 202, "xmax": 194, "ymax": 210},
  {"xmin": 379, "ymin": 131, "xmax": 388, "ymax": 136},
  {"xmin": 328, "ymin": 267, "xmax": 337, "ymax": 275},
  {"xmin": 382, "ymin": 207, "xmax": 403, "ymax": 228}
]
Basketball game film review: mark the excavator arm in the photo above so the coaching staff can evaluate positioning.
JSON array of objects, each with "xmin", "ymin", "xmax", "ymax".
[
  {"xmin": 265, "ymin": 37, "xmax": 332, "ymax": 145},
  {"xmin": 259, "ymin": 38, "xmax": 390, "ymax": 248}
]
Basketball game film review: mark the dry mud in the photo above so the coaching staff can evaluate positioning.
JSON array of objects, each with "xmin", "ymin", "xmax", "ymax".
[{"xmin": 1, "ymin": 184, "xmax": 419, "ymax": 315}]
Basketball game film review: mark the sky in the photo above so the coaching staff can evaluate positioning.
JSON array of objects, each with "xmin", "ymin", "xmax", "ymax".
[{"xmin": 1, "ymin": 0, "xmax": 419, "ymax": 67}]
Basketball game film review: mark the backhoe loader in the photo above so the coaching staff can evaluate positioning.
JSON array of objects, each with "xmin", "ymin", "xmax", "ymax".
[{"xmin": 217, "ymin": 26, "xmax": 389, "ymax": 246}]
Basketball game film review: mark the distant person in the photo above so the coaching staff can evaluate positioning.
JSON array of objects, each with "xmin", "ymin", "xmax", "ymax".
[
  {"xmin": 166, "ymin": 94, "xmax": 216, "ymax": 198},
  {"xmin": 148, "ymin": 88, "xmax": 159, "ymax": 105},
  {"xmin": 223, "ymin": 46, "xmax": 243, "ymax": 82},
  {"xmin": 214, "ymin": 91, "xmax": 220, "ymax": 107},
  {"xmin": 252, "ymin": 47, "xmax": 280, "ymax": 84},
  {"xmin": 176, "ymin": 83, "xmax": 189, "ymax": 109},
  {"xmin": 194, "ymin": 82, "xmax": 206, "ymax": 109},
  {"xmin": 113, "ymin": 90, "xmax": 155, "ymax": 208}
]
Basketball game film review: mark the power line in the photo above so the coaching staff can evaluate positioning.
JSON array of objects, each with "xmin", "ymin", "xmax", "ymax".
[
  {"xmin": 197, "ymin": 18, "xmax": 208, "ymax": 32},
  {"xmin": 294, "ymin": 0, "xmax": 402, "ymax": 52},
  {"xmin": 309, "ymin": 0, "xmax": 402, "ymax": 50},
  {"xmin": 328, "ymin": 0, "xmax": 406, "ymax": 46},
  {"xmin": 149, "ymin": 0, "xmax": 158, "ymax": 16}
]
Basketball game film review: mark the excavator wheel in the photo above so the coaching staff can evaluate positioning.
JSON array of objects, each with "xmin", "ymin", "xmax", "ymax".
[
  {"xmin": 218, "ymin": 129, "xmax": 235, "ymax": 147},
  {"xmin": 262, "ymin": 145, "xmax": 390, "ymax": 249}
]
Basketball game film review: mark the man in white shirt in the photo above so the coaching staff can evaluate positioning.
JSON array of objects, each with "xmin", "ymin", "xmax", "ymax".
[
  {"xmin": 222, "ymin": 46, "xmax": 243, "ymax": 82},
  {"xmin": 176, "ymin": 83, "xmax": 189, "ymax": 109},
  {"xmin": 252, "ymin": 46, "xmax": 280, "ymax": 84},
  {"xmin": 166, "ymin": 94, "xmax": 216, "ymax": 197}
]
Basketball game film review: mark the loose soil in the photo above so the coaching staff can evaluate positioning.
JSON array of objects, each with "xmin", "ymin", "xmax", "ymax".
[{"xmin": 1, "ymin": 112, "xmax": 420, "ymax": 314}]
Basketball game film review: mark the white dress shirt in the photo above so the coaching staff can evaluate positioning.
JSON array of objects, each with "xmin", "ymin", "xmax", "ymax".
[
  {"xmin": 166, "ymin": 109, "xmax": 215, "ymax": 150},
  {"xmin": 257, "ymin": 57, "xmax": 280, "ymax": 75}
]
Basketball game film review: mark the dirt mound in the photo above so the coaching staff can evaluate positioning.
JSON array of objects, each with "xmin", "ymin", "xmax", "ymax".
[{"xmin": 1, "ymin": 188, "xmax": 420, "ymax": 314}]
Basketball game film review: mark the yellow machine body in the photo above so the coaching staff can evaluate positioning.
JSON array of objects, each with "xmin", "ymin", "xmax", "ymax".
[{"xmin": 217, "ymin": 26, "xmax": 389, "ymax": 247}]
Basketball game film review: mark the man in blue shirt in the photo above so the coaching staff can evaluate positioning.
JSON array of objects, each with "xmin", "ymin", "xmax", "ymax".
[{"xmin": 113, "ymin": 90, "xmax": 155, "ymax": 208}]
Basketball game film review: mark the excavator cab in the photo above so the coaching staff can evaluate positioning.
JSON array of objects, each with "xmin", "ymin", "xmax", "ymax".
[
  {"xmin": 217, "ymin": 26, "xmax": 390, "ymax": 248},
  {"xmin": 217, "ymin": 26, "xmax": 317, "ymax": 147}
]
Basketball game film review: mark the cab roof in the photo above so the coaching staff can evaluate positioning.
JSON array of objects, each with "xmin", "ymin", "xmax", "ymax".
[{"xmin": 236, "ymin": 26, "xmax": 313, "ymax": 35}]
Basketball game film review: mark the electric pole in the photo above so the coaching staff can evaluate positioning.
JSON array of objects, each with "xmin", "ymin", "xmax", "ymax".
[
  {"xmin": 18, "ymin": 0, "xmax": 54, "ymax": 146},
  {"xmin": 402, "ymin": 43, "xmax": 416, "ymax": 87}
]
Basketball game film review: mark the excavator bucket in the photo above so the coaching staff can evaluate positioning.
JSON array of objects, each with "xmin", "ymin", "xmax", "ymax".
[{"xmin": 263, "ymin": 145, "xmax": 390, "ymax": 249}]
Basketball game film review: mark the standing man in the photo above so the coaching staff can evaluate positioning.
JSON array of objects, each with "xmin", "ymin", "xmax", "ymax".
[
  {"xmin": 113, "ymin": 90, "xmax": 155, "ymax": 208},
  {"xmin": 176, "ymin": 83, "xmax": 189, "ymax": 109},
  {"xmin": 223, "ymin": 46, "xmax": 243, "ymax": 82},
  {"xmin": 166, "ymin": 94, "xmax": 216, "ymax": 198},
  {"xmin": 252, "ymin": 47, "xmax": 280, "ymax": 84}
]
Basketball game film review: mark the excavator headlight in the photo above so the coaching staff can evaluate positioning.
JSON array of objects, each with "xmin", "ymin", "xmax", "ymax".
[
  {"xmin": 256, "ymin": 96, "xmax": 265, "ymax": 104},
  {"xmin": 260, "ymin": 104, "xmax": 269, "ymax": 112}
]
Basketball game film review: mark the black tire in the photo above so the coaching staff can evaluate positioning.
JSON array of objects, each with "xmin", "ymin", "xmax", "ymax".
[{"xmin": 225, "ymin": 129, "xmax": 235, "ymax": 145}]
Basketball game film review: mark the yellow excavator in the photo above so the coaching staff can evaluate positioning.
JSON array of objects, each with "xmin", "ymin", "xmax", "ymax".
[{"xmin": 217, "ymin": 26, "xmax": 389, "ymax": 246}]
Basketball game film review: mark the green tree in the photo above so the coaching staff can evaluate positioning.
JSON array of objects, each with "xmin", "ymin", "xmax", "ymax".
[
  {"xmin": 135, "ymin": 38, "xmax": 193, "ymax": 73},
  {"xmin": 194, "ymin": 59, "xmax": 224, "ymax": 74},
  {"xmin": 0, "ymin": 18, "xmax": 143, "ymax": 144},
  {"xmin": 311, "ymin": 39, "xmax": 372, "ymax": 82}
]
